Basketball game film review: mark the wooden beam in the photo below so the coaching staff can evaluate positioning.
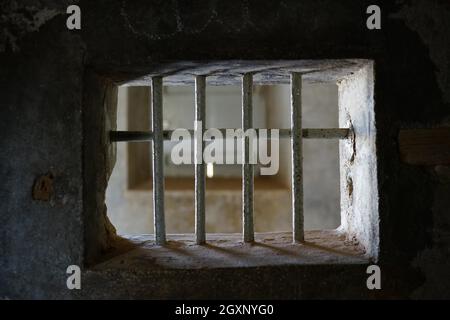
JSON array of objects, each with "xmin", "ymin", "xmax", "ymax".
[{"xmin": 399, "ymin": 128, "xmax": 450, "ymax": 165}]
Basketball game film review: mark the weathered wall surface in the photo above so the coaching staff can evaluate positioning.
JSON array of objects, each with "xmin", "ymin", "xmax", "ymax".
[
  {"xmin": 339, "ymin": 64, "xmax": 379, "ymax": 260},
  {"xmin": 1, "ymin": 0, "xmax": 449, "ymax": 299}
]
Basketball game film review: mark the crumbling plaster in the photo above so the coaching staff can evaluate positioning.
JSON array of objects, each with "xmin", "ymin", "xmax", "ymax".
[{"xmin": 338, "ymin": 63, "xmax": 378, "ymax": 260}]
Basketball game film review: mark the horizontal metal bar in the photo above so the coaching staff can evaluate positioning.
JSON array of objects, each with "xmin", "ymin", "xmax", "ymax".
[
  {"xmin": 110, "ymin": 131, "xmax": 157, "ymax": 141},
  {"xmin": 110, "ymin": 128, "xmax": 350, "ymax": 142},
  {"xmin": 300, "ymin": 128, "xmax": 349, "ymax": 139}
]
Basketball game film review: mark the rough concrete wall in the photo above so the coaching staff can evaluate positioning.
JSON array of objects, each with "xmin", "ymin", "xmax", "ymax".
[
  {"xmin": 82, "ymin": 72, "xmax": 118, "ymax": 266},
  {"xmin": 1, "ymin": 0, "xmax": 450, "ymax": 299},
  {"xmin": 391, "ymin": 0, "xmax": 450, "ymax": 299},
  {"xmin": 339, "ymin": 63, "xmax": 379, "ymax": 260},
  {"xmin": 0, "ymin": 0, "xmax": 85, "ymax": 299}
]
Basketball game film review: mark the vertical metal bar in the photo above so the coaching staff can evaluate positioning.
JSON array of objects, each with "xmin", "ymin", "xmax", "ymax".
[
  {"xmin": 151, "ymin": 76, "xmax": 166, "ymax": 245},
  {"xmin": 291, "ymin": 73, "xmax": 304, "ymax": 243},
  {"xmin": 195, "ymin": 76, "xmax": 206, "ymax": 244},
  {"xmin": 242, "ymin": 73, "xmax": 254, "ymax": 242}
]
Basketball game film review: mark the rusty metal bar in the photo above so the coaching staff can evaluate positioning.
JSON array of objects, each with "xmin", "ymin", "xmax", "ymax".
[
  {"xmin": 110, "ymin": 128, "xmax": 350, "ymax": 142},
  {"xmin": 151, "ymin": 76, "xmax": 166, "ymax": 245},
  {"xmin": 242, "ymin": 73, "xmax": 254, "ymax": 243},
  {"xmin": 195, "ymin": 75, "xmax": 206, "ymax": 244},
  {"xmin": 291, "ymin": 72, "xmax": 304, "ymax": 243}
]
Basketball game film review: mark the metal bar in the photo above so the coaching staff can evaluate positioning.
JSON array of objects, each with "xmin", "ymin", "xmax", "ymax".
[
  {"xmin": 195, "ymin": 75, "xmax": 206, "ymax": 244},
  {"xmin": 110, "ymin": 128, "xmax": 350, "ymax": 142},
  {"xmin": 110, "ymin": 131, "xmax": 153, "ymax": 142},
  {"xmin": 291, "ymin": 72, "xmax": 304, "ymax": 243},
  {"xmin": 151, "ymin": 76, "xmax": 166, "ymax": 245},
  {"xmin": 242, "ymin": 73, "xmax": 254, "ymax": 243},
  {"xmin": 299, "ymin": 128, "xmax": 349, "ymax": 139}
]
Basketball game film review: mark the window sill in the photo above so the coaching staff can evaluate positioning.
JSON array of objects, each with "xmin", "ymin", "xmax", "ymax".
[{"xmin": 92, "ymin": 230, "xmax": 368, "ymax": 271}]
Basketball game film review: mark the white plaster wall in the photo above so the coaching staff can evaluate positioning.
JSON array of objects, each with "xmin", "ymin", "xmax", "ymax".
[{"xmin": 338, "ymin": 63, "xmax": 379, "ymax": 260}]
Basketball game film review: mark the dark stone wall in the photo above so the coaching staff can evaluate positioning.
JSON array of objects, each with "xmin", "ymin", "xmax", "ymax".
[{"xmin": 1, "ymin": 0, "xmax": 449, "ymax": 299}]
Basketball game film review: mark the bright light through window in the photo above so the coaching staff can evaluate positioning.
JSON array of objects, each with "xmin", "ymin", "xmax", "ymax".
[{"xmin": 206, "ymin": 162, "xmax": 214, "ymax": 178}]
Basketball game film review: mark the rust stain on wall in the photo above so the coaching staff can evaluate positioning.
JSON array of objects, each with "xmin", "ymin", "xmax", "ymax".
[{"xmin": 32, "ymin": 173, "xmax": 54, "ymax": 201}]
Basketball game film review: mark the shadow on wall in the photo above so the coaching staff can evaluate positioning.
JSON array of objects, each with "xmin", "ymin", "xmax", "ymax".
[{"xmin": 106, "ymin": 83, "xmax": 340, "ymax": 235}]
